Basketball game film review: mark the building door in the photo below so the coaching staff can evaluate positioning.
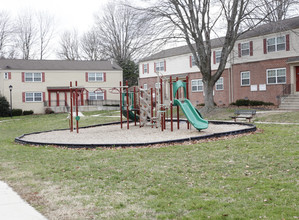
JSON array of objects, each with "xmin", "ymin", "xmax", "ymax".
[{"xmin": 297, "ymin": 66, "xmax": 299, "ymax": 92}]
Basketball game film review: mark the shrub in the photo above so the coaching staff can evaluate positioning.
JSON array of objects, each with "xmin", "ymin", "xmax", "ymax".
[
  {"xmin": 235, "ymin": 99, "xmax": 250, "ymax": 106},
  {"xmin": 12, "ymin": 109, "xmax": 23, "ymax": 116},
  {"xmin": 23, "ymin": 110, "xmax": 34, "ymax": 115},
  {"xmin": 233, "ymin": 99, "xmax": 274, "ymax": 107},
  {"xmin": 0, "ymin": 96, "xmax": 10, "ymax": 117},
  {"xmin": 45, "ymin": 107, "xmax": 54, "ymax": 114}
]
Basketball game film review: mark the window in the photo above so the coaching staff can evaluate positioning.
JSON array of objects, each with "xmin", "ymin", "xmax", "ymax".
[
  {"xmin": 155, "ymin": 82, "xmax": 160, "ymax": 89},
  {"xmin": 89, "ymin": 91, "xmax": 104, "ymax": 100},
  {"xmin": 25, "ymin": 72, "xmax": 42, "ymax": 82},
  {"xmin": 191, "ymin": 79, "xmax": 203, "ymax": 92},
  {"xmin": 190, "ymin": 54, "xmax": 199, "ymax": 67},
  {"xmin": 215, "ymin": 77, "xmax": 224, "ymax": 90},
  {"xmin": 143, "ymin": 84, "xmax": 148, "ymax": 90},
  {"xmin": 155, "ymin": 61, "xmax": 164, "ymax": 72},
  {"xmin": 88, "ymin": 72, "xmax": 104, "ymax": 82},
  {"xmin": 143, "ymin": 64, "xmax": 148, "ymax": 74},
  {"xmin": 25, "ymin": 92, "xmax": 42, "ymax": 102},
  {"xmin": 4, "ymin": 72, "xmax": 9, "ymax": 79},
  {"xmin": 267, "ymin": 36, "xmax": 286, "ymax": 52},
  {"xmin": 241, "ymin": 42, "xmax": 250, "ymax": 56},
  {"xmin": 241, "ymin": 71, "xmax": 250, "ymax": 86},
  {"xmin": 215, "ymin": 51, "xmax": 221, "ymax": 63},
  {"xmin": 267, "ymin": 68, "xmax": 286, "ymax": 84}
]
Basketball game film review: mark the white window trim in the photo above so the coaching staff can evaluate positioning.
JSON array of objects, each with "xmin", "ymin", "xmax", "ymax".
[
  {"xmin": 143, "ymin": 84, "xmax": 148, "ymax": 90},
  {"xmin": 191, "ymin": 79, "xmax": 203, "ymax": 92},
  {"xmin": 267, "ymin": 36, "xmax": 286, "ymax": 53},
  {"xmin": 89, "ymin": 91, "xmax": 104, "ymax": 100},
  {"xmin": 25, "ymin": 72, "xmax": 42, "ymax": 82},
  {"xmin": 241, "ymin": 42, "xmax": 250, "ymax": 56},
  {"xmin": 155, "ymin": 61, "xmax": 164, "ymax": 72},
  {"xmin": 143, "ymin": 64, "xmax": 148, "ymax": 74},
  {"xmin": 215, "ymin": 77, "xmax": 224, "ymax": 91},
  {"xmin": 88, "ymin": 72, "xmax": 104, "ymax": 82},
  {"xmin": 191, "ymin": 54, "xmax": 199, "ymax": 67},
  {"xmin": 25, "ymin": 92, "xmax": 43, "ymax": 102},
  {"xmin": 266, "ymin": 68, "xmax": 286, "ymax": 85},
  {"xmin": 241, "ymin": 71, "xmax": 250, "ymax": 86},
  {"xmin": 215, "ymin": 50, "xmax": 221, "ymax": 63},
  {"xmin": 4, "ymin": 72, "xmax": 9, "ymax": 79}
]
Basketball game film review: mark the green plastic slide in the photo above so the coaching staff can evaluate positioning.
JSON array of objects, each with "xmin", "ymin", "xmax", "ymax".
[{"xmin": 173, "ymin": 99, "xmax": 208, "ymax": 130}]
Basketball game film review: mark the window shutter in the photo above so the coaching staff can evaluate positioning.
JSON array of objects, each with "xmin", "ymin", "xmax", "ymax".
[
  {"xmin": 286, "ymin": 34, "xmax": 290, "ymax": 51},
  {"xmin": 147, "ymin": 64, "xmax": 149, "ymax": 73},
  {"xmin": 104, "ymin": 90, "xmax": 107, "ymax": 100},
  {"xmin": 22, "ymin": 92, "xmax": 25, "ymax": 102},
  {"xmin": 85, "ymin": 72, "xmax": 88, "ymax": 82},
  {"xmin": 250, "ymin": 41, "xmax": 253, "ymax": 56},
  {"xmin": 154, "ymin": 63, "xmax": 156, "ymax": 73},
  {"xmin": 42, "ymin": 72, "xmax": 45, "ymax": 82},
  {"xmin": 103, "ymin": 72, "xmax": 106, "ymax": 82},
  {"xmin": 263, "ymin": 39, "xmax": 267, "ymax": 54},
  {"xmin": 164, "ymin": 60, "xmax": 166, "ymax": 71},
  {"xmin": 22, "ymin": 72, "xmax": 25, "ymax": 82},
  {"xmin": 238, "ymin": 43, "xmax": 241, "ymax": 57},
  {"xmin": 8, "ymin": 72, "xmax": 11, "ymax": 79},
  {"xmin": 43, "ymin": 92, "xmax": 45, "ymax": 101},
  {"xmin": 213, "ymin": 51, "xmax": 216, "ymax": 64},
  {"xmin": 142, "ymin": 64, "xmax": 144, "ymax": 74},
  {"xmin": 190, "ymin": 56, "xmax": 192, "ymax": 67}
]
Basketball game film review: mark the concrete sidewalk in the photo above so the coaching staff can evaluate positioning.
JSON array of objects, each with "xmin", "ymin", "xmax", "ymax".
[{"xmin": 0, "ymin": 181, "xmax": 47, "ymax": 220}]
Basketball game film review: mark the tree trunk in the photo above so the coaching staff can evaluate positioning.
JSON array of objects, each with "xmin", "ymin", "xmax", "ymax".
[{"xmin": 203, "ymin": 80, "xmax": 215, "ymax": 113}]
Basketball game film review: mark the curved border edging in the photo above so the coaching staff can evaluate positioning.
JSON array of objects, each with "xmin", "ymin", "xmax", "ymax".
[{"xmin": 15, "ymin": 120, "xmax": 256, "ymax": 148}]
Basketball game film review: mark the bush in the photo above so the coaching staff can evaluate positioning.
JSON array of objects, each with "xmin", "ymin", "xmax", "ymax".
[
  {"xmin": 12, "ymin": 109, "xmax": 23, "ymax": 116},
  {"xmin": 233, "ymin": 99, "xmax": 274, "ymax": 107},
  {"xmin": 235, "ymin": 99, "xmax": 250, "ymax": 106},
  {"xmin": 23, "ymin": 110, "xmax": 34, "ymax": 115},
  {"xmin": 0, "ymin": 96, "xmax": 10, "ymax": 117},
  {"xmin": 45, "ymin": 107, "xmax": 54, "ymax": 114}
]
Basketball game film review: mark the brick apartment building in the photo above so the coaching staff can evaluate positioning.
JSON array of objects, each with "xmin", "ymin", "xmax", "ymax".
[{"xmin": 139, "ymin": 16, "xmax": 299, "ymax": 108}]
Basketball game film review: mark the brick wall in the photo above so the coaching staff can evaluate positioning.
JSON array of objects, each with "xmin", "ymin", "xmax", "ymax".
[{"xmin": 232, "ymin": 58, "xmax": 290, "ymax": 105}]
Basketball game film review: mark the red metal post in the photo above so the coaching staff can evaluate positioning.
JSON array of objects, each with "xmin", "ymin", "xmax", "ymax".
[
  {"xmin": 134, "ymin": 87, "xmax": 137, "ymax": 126},
  {"xmin": 126, "ymin": 81, "xmax": 129, "ymax": 129},
  {"xmin": 139, "ymin": 86, "xmax": 142, "ymax": 128},
  {"xmin": 75, "ymin": 81, "xmax": 79, "ymax": 133},
  {"xmin": 151, "ymin": 88, "xmax": 153, "ymax": 128},
  {"xmin": 70, "ymin": 82, "xmax": 73, "ymax": 132},
  {"xmin": 176, "ymin": 77, "xmax": 180, "ymax": 130},
  {"xmin": 160, "ymin": 78, "xmax": 164, "ymax": 131},
  {"xmin": 120, "ymin": 81, "xmax": 123, "ymax": 129}
]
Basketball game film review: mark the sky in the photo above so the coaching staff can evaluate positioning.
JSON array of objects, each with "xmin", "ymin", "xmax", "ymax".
[{"xmin": 2, "ymin": 0, "xmax": 110, "ymax": 33}]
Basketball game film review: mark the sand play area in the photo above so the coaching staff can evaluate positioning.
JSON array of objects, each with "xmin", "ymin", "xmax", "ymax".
[{"xmin": 16, "ymin": 121, "xmax": 256, "ymax": 148}]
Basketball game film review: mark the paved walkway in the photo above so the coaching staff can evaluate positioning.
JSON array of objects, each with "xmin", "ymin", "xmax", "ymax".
[{"xmin": 0, "ymin": 181, "xmax": 47, "ymax": 220}]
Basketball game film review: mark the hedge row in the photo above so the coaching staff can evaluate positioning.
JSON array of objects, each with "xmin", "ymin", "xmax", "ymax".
[{"xmin": 232, "ymin": 99, "xmax": 274, "ymax": 106}]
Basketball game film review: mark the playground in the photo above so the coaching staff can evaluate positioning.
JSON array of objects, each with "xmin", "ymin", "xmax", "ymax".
[{"xmin": 16, "ymin": 75, "xmax": 255, "ymax": 147}]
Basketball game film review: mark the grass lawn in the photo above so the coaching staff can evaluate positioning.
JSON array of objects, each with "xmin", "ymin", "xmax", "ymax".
[{"xmin": 0, "ymin": 109, "xmax": 298, "ymax": 219}]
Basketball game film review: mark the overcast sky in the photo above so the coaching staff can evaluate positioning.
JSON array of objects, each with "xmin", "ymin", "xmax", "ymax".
[{"xmin": 3, "ymin": 0, "xmax": 111, "ymax": 33}]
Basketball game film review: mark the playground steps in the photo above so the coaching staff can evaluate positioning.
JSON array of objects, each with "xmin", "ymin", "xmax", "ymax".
[{"xmin": 279, "ymin": 94, "xmax": 299, "ymax": 110}]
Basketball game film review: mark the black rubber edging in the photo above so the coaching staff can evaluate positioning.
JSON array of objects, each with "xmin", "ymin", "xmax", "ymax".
[{"xmin": 15, "ymin": 120, "xmax": 256, "ymax": 149}]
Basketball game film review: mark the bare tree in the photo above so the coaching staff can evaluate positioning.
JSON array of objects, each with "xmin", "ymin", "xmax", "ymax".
[
  {"xmin": 36, "ymin": 11, "xmax": 55, "ymax": 60},
  {"xmin": 0, "ymin": 11, "xmax": 12, "ymax": 58},
  {"xmin": 15, "ymin": 11, "xmax": 37, "ymax": 59},
  {"xmin": 256, "ymin": 0, "xmax": 299, "ymax": 22},
  {"xmin": 142, "ymin": 0, "xmax": 268, "ymax": 111},
  {"xmin": 57, "ymin": 30, "xmax": 81, "ymax": 60},
  {"xmin": 81, "ymin": 29, "xmax": 103, "ymax": 61},
  {"xmin": 95, "ymin": 1, "xmax": 167, "ymax": 63}
]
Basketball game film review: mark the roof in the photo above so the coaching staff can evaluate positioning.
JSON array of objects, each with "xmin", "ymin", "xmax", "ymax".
[
  {"xmin": 0, "ymin": 59, "xmax": 122, "ymax": 71},
  {"xmin": 141, "ymin": 16, "xmax": 299, "ymax": 62}
]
